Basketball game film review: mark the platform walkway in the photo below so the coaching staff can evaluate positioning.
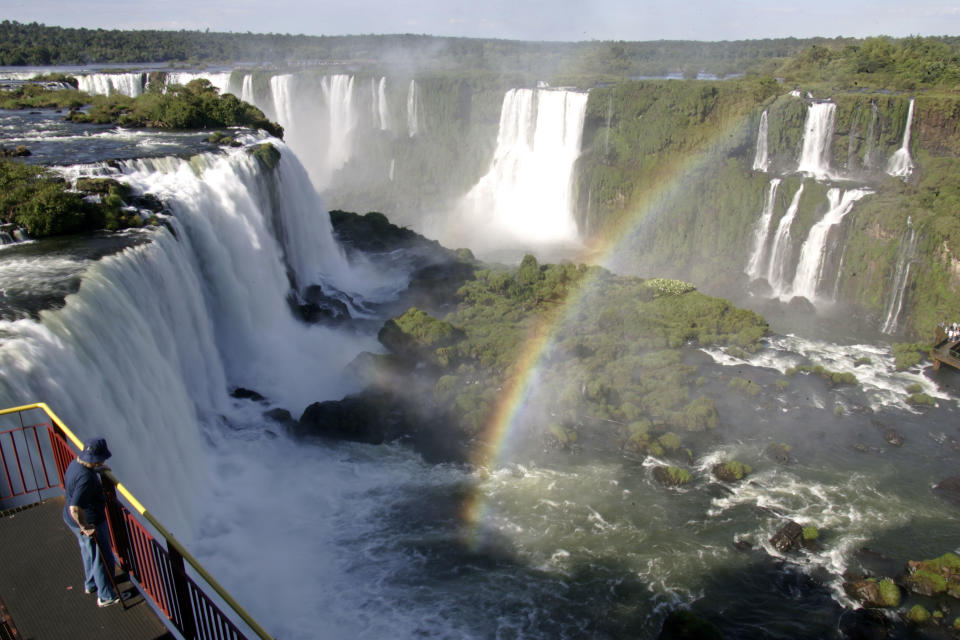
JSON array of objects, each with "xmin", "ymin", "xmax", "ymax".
[{"xmin": 0, "ymin": 497, "xmax": 172, "ymax": 640}]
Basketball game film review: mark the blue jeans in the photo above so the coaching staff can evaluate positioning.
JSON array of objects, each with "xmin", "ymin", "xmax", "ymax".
[{"xmin": 63, "ymin": 512, "xmax": 118, "ymax": 601}]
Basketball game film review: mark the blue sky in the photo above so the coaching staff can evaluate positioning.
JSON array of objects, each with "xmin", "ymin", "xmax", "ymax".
[{"xmin": 5, "ymin": 0, "xmax": 960, "ymax": 41}]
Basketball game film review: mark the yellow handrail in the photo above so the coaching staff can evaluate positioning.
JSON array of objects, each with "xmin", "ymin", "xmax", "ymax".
[{"xmin": 0, "ymin": 402, "xmax": 273, "ymax": 640}]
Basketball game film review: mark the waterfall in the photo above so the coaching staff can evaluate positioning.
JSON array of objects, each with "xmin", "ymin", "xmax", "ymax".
[
  {"xmin": 785, "ymin": 188, "xmax": 871, "ymax": 303},
  {"xmin": 886, "ymin": 98, "xmax": 916, "ymax": 179},
  {"xmin": 76, "ymin": 73, "xmax": 146, "ymax": 97},
  {"xmin": 752, "ymin": 110, "xmax": 770, "ymax": 172},
  {"xmin": 796, "ymin": 102, "xmax": 836, "ymax": 179},
  {"xmin": 163, "ymin": 71, "xmax": 232, "ymax": 95},
  {"xmin": 447, "ymin": 88, "xmax": 588, "ymax": 253},
  {"xmin": 267, "ymin": 73, "xmax": 359, "ymax": 190},
  {"xmin": 372, "ymin": 77, "xmax": 390, "ymax": 131},
  {"xmin": 407, "ymin": 80, "xmax": 420, "ymax": 137},
  {"xmin": 765, "ymin": 183, "xmax": 805, "ymax": 296},
  {"xmin": 0, "ymin": 145, "xmax": 381, "ymax": 535},
  {"xmin": 745, "ymin": 178, "xmax": 781, "ymax": 279},
  {"xmin": 880, "ymin": 218, "xmax": 918, "ymax": 334},
  {"xmin": 241, "ymin": 74, "xmax": 255, "ymax": 103}
]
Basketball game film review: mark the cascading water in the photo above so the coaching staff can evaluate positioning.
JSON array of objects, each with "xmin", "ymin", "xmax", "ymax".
[
  {"xmin": 406, "ymin": 79, "xmax": 419, "ymax": 137},
  {"xmin": 268, "ymin": 74, "xmax": 359, "ymax": 190},
  {"xmin": 765, "ymin": 183, "xmax": 804, "ymax": 296},
  {"xmin": 796, "ymin": 101, "xmax": 836, "ymax": 179},
  {"xmin": 443, "ymin": 88, "xmax": 588, "ymax": 254},
  {"xmin": 744, "ymin": 178, "xmax": 781, "ymax": 279},
  {"xmin": 880, "ymin": 217, "xmax": 918, "ymax": 334},
  {"xmin": 162, "ymin": 71, "xmax": 232, "ymax": 95},
  {"xmin": 373, "ymin": 77, "xmax": 390, "ymax": 131},
  {"xmin": 76, "ymin": 72, "xmax": 146, "ymax": 97},
  {"xmin": 752, "ymin": 110, "xmax": 770, "ymax": 172},
  {"xmin": 886, "ymin": 98, "xmax": 916, "ymax": 179},
  {"xmin": 785, "ymin": 188, "xmax": 871, "ymax": 303}
]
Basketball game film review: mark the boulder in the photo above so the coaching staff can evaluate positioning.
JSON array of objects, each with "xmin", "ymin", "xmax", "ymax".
[
  {"xmin": 933, "ymin": 477, "xmax": 960, "ymax": 508},
  {"xmin": 769, "ymin": 520, "xmax": 804, "ymax": 552},
  {"xmin": 843, "ymin": 578, "xmax": 901, "ymax": 608},
  {"xmin": 653, "ymin": 466, "xmax": 693, "ymax": 487},
  {"xmin": 711, "ymin": 460, "xmax": 751, "ymax": 483}
]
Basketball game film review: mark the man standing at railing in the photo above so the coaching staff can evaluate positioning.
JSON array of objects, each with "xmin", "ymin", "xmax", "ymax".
[{"xmin": 62, "ymin": 437, "xmax": 121, "ymax": 608}]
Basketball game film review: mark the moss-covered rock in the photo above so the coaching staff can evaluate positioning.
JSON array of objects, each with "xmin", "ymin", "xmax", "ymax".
[
  {"xmin": 712, "ymin": 460, "xmax": 751, "ymax": 482},
  {"xmin": 845, "ymin": 577, "xmax": 901, "ymax": 608},
  {"xmin": 905, "ymin": 553, "xmax": 960, "ymax": 598},
  {"xmin": 907, "ymin": 604, "xmax": 931, "ymax": 625},
  {"xmin": 653, "ymin": 466, "xmax": 693, "ymax": 487}
]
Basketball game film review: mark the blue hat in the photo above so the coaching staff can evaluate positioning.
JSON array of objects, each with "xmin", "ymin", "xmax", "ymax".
[{"xmin": 78, "ymin": 437, "xmax": 112, "ymax": 464}]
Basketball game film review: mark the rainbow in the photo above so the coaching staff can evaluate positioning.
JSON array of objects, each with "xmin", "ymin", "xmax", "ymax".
[{"xmin": 460, "ymin": 99, "xmax": 765, "ymax": 542}]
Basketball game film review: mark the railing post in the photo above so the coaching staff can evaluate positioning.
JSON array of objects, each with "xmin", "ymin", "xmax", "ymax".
[
  {"xmin": 101, "ymin": 476, "xmax": 133, "ymax": 574},
  {"xmin": 169, "ymin": 543, "xmax": 198, "ymax": 640}
]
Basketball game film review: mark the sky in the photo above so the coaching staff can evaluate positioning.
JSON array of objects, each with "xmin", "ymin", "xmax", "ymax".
[{"xmin": 4, "ymin": 0, "xmax": 960, "ymax": 42}]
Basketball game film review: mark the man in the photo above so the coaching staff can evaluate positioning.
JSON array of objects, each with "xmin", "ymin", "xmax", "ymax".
[{"xmin": 62, "ymin": 437, "xmax": 120, "ymax": 608}]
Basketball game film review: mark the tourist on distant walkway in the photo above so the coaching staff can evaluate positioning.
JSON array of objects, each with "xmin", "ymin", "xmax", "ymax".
[{"xmin": 62, "ymin": 437, "xmax": 120, "ymax": 608}]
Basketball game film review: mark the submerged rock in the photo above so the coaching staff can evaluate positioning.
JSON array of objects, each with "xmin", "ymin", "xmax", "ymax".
[{"xmin": 933, "ymin": 477, "xmax": 960, "ymax": 509}]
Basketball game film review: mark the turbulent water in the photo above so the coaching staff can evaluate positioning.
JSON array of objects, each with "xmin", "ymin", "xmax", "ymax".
[{"xmin": 2, "ymin": 71, "xmax": 960, "ymax": 640}]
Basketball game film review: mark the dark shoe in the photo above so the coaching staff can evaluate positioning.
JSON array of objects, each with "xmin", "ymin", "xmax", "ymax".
[
  {"xmin": 97, "ymin": 596, "xmax": 120, "ymax": 608},
  {"xmin": 84, "ymin": 586, "xmax": 97, "ymax": 594}
]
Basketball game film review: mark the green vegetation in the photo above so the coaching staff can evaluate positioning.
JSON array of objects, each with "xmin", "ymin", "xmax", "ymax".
[
  {"xmin": 728, "ymin": 377, "xmax": 762, "ymax": 396},
  {"xmin": 784, "ymin": 364, "xmax": 858, "ymax": 387},
  {"xmin": 375, "ymin": 253, "xmax": 767, "ymax": 448},
  {"xmin": 892, "ymin": 343, "xmax": 928, "ymax": 371},
  {"xmin": 876, "ymin": 578, "xmax": 900, "ymax": 607},
  {"xmin": 66, "ymin": 78, "xmax": 283, "ymax": 138},
  {"xmin": 0, "ymin": 160, "xmax": 152, "ymax": 236},
  {"xmin": 712, "ymin": 460, "xmax": 751, "ymax": 482},
  {"xmin": 0, "ymin": 82, "xmax": 86, "ymax": 110},
  {"xmin": 907, "ymin": 604, "xmax": 931, "ymax": 624},
  {"xmin": 654, "ymin": 465, "xmax": 693, "ymax": 487}
]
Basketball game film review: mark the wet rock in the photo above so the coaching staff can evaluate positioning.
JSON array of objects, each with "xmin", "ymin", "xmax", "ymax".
[
  {"xmin": 732, "ymin": 538, "xmax": 753, "ymax": 552},
  {"xmin": 904, "ymin": 553, "xmax": 960, "ymax": 598},
  {"xmin": 843, "ymin": 577, "xmax": 901, "ymax": 607},
  {"xmin": 769, "ymin": 520, "xmax": 804, "ymax": 552},
  {"xmin": 711, "ymin": 460, "xmax": 751, "ymax": 483},
  {"xmin": 933, "ymin": 477, "xmax": 960, "ymax": 508},
  {"xmin": 765, "ymin": 442, "xmax": 792, "ymax": 464},
  {"xmin": 231, "ymin": 387, "xmax": 265, "ymax": 402},
  {"xmin": 296, "ymin": 390, "xmax": 405, "ymax": 445},
  {"xmin": 653, "ymin": 466, "xmax": 693, "ymax": 487},
  {"xmin": 882, "ymin": 429, "xmax": 904, "ymax": 447},
  {"xmin": 263, "ymin": 408, "xmax": 296, "ymax": 431},
  {"xmin": 838, "ymin": 608, "xmax": 891, "ymax": 640}
]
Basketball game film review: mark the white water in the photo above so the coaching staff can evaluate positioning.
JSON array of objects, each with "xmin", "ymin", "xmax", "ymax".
[
  {"xmin": 796, "ymin": 102, "xmax": 836, "ymax": 179},
  {"xmin": 765, "ymin": 183, "xmax": 805, "ymax": 295},
  {"xmin": 886, "ymin": 98, "xmax": 915, "ymax": 179},
  {"xmin": 76, "ymin": 72, "xmax": 146, "ymax": 97},
  {"xmin": 269, "ymin": 74, "xmax": 358, "ymax": 190},
  {"xmin": 745, "ymin": 178, "xmax": 781, "ymax": 279},
  {"xmin": 374, "ymin": 77, "xmax": 390, "ymax": 131},
  {"xmin": 785, "ymin": 188, "xmax": 871, "ymax": 303},
  {"xmin": 443, "ymin": 88, "xmax": 588, "ymax": 254},
  {"xmin": 406, "ymin": 79, "xmax": 419, "ymax": 137},
  {"xmin": 880, "ymin": 218, "xmax": 918, "ymax": 334},
  {"xmin": 752, "ymin": 110, "xmax": 770, "ymax": 172}
]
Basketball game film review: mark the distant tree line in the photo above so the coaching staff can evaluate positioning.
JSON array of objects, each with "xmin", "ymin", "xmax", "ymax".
[{"xmin": 6, "ymin": 20, "xmax": 958, "ymax": 83}]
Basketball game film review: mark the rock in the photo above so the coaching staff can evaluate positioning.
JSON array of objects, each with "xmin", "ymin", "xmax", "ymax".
[
  {"xmin": 711, "ymin": 460, "xmax": 751, "ymax": 482},
  {"xmin": 231, "ymin": 387, "xmax": 265, "ymax": 402},
  {"xmin": 769, "ymin": 520, "xmax": 804, "ymax": 552},
  {"xmin": 296, "ymin": 391, "xmax": 403, "ymax": 445},
  {"xmin": 263, "ymin": 408, "xmax": 296, "ymax": 431},
  {"xmin": 933, "ymin": 477, "xmax": 960, "ymax": 508},
  {"xmin": 653, "ymin": 466, "xmax": 693, "ymax": 487},
  {"xmin": 293, "ymin": 285, "xmax": 351, "ymax": 325},
  {"xmin": 844, "ymin": 578, "xmax": 901, "ymax": 607},
  {"xmin": 904, "ymin": 553, "xmax": 960, "ymax": 598},
  {"xmin": 837, "ymin": 608, "xmax": 891, "ymax": 639},
  {"xmin": 765, "ymin": 442, "xmax": 792, "ymax": 464},
  {"xmin": 906, "ymin": 604, "xmax": 931, "ymax": 625},
  {"xmin": 882, "ymin": 429, "xmax": 904, "ymax": 446}
]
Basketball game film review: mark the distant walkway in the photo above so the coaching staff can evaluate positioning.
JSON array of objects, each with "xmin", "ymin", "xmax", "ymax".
[{"xmin": 0, "ymin": 497, "xmax": 171, "ymax": 640}]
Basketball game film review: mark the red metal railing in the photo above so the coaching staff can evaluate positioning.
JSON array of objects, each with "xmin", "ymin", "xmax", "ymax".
[{"xmin": 0, "ymin": 403, "xmax": 271, "ymax": 640}]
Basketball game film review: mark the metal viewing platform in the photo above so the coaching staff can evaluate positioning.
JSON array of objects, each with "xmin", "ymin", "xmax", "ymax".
[
  {"xmin": 0, "ymin": 403, "xmax": 273, "ymax": 640},
  {"xmin": 932, "ymin": 326, "xmax": 960, "ymax": 372}
]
